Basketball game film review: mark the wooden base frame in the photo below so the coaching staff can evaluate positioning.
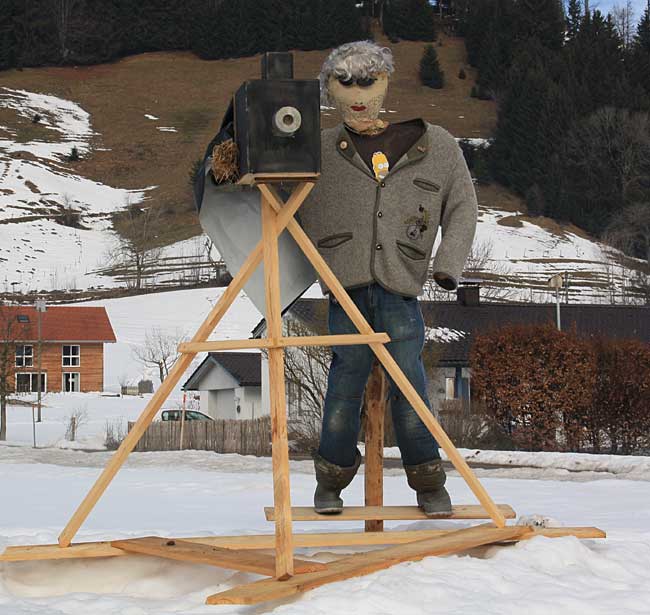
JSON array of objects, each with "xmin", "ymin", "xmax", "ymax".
[{"xmin": 1, "ymin": 181, "xmax": 605, "ymax": 605}]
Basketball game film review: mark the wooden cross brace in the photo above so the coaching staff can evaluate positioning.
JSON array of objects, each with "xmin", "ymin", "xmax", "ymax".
[{"xmin": 55, "ymin": 180, "xmax": 506, "ymax": 582}]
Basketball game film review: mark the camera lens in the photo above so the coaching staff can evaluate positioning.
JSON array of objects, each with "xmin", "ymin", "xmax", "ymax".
[{"xmin": 274, "ymin": 106, "xmax": 302, "ymax": 136}]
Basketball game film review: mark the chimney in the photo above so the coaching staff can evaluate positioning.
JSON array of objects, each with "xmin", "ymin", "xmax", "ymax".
[{"xmin": 456, "ymin": 280, "xmax": 480, "ymax": 306}]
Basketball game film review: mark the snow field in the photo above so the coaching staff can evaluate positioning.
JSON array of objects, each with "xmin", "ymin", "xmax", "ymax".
[{"xmin": 1, "ymin": 448, "xmax": 650, "ymax": 614}]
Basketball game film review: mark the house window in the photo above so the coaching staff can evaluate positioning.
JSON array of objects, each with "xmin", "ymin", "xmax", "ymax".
[
  {"xmin": 445, "ymin": 377, "xmax": 455, "ymax": 400},
  {"xmin": 62, "ymin": 345, "xmax": 80, "ymax": 367},
  {"xmin": 15, "ymin": 345, "xmax": 34, "ymax": 367},
  {"xmin": 445, "ymin": 373, "xmax": 470, "ymax": 400},
  {"xmin": 63, "ymin": 372, "xmax": 80, "ymax": 392},
  {"xmin": 15, "ymin": 373, "xmax": 46, "ymax": 393}
]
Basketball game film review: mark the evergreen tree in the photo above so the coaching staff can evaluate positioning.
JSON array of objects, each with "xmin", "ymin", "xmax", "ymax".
[
  {"xmin": 566, "ymin": 0, "xmax": 582, "ymax": 41},
  {"xmin": 489, "ymin": 39, "xmax": 564, "ymax": 195},
  {"xmin": 629, "ymin": 8, "xmax": 650, "ymax": 98},
  {"xmin": 383, "ymin": 0, "xmax": 436, "ymax": 41},
  {"xmin": 419, "ymin": 44, "xmax": 444, "ymax": 88},
  {"xmin": 512, "ymin": 0, "xmax": 566, "ymax": 52},
  {"xmin": 564, "ymin": 9, "xmax": 627, "ymax": 116}
]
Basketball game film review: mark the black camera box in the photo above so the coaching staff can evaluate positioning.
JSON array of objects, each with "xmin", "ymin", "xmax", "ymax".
[{"xmin": 234, "ymin": 78, "xmax": 321, "ymax": 182}]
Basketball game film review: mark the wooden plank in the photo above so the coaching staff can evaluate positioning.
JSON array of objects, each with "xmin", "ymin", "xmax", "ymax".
[
  {"xmin": 265, "ymin": 504, "xmax": 517, "ymax": 522},
  {"xmin": 278, "ymin": 333, "xmax": 390, "ymax": 347},
  {"xmin": 110, "ymin": 537, "xmax": 325, "ymax": 575},
  {"xmin": 238, "ymin": 172, "xmax": 320, "ymax": 185},
  {"xmin": 1, "ymin": 527, "xmax": 606, "ymax": 562},
  {"xmin": 178, "ymin": 333, "xmax": 390, "ymax": 354},
  {"xmin": 261, "ymin": 189, "xmax": 294, "ymax": 579},
  {"xmin": 261, "ymin": 184, "xmax": 507, "ymax": 528},
  {"xmin": 56, "ymin": 181, "xmax": 314, "ymax": 548},
  {"xmin": 178, "ymin": 339, "xmax": 269, "ymax": 353},
  {"xmin": 206, "ymin": 525, "xmax": 533, "ymax": 605},
  {"xmin": 364, "ymin": 362, "xmax": 387, "ymax": 532}
]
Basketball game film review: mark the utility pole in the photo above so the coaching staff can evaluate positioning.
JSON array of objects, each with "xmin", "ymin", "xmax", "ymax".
[
  {"xmin": 35, "ymin": 298, "xmax": 46, "ymax": 422},
  {"xmin": 547, "ymin": 274, "xmax": 563, "ymax": 331}
]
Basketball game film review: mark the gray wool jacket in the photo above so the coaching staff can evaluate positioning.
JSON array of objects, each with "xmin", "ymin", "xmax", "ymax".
[{"xmin": 296, "ymin": 119, "xmax": 478, "ymax": 297}]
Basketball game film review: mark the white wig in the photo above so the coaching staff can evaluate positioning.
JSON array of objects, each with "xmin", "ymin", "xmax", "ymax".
[{"xmin": 319, "ymin": 40, "xmax": 395, "ymax": 106}]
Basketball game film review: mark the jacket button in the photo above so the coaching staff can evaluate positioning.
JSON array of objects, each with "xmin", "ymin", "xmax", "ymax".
[
  {"xmin": 375, "ymin": 243, "xmax": 382, "ymax": 250},
  {"xmin": 339, "ymin": 140, "xmax": 348, "ymax": 150},
  {"xmin": 377, "ymin": 211, "xmax": 383, "ymax": 218},
  {"xmin": 380, "ymin": 181, "xmax": 386, "ymax": 187}
]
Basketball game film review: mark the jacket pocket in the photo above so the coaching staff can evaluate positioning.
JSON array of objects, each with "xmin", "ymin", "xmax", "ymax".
[
  {"xmin": 318, "ymin": 232, "xmax": 353, "ymax": 248},
  {"xmin": 412, "ymin": 177, "xmax": 440, "ymax": 193},
  {"xmin": 396, "ymin": 240, "xmax": 427, "ymax": 261}
]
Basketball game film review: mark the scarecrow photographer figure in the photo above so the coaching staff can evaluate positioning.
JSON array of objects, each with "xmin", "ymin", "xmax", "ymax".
[{"xmin": 202, "ymin": 41, "xmax": 477, "ymax": 518}]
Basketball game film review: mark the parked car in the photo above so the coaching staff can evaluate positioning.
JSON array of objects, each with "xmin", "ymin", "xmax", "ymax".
[{"xmin": 161, "ymin": 409, "xmax": 213, "ymax": 421}]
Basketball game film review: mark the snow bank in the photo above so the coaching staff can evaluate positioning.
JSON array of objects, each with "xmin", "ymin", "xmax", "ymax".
[{"xmin": 377, "ymin": 445, "xmax": 650, "ymax": 480}]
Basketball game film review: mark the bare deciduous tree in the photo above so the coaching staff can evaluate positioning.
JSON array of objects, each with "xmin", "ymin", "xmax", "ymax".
[
  {"xmin": 106, "ymin": 199, "xmax": 164, "ymax": 290},
  {"xmin": 280, "ymin": 313, "xmax": 331, "ymax": 445},
  {"xmin": 603, "ymin": 201, "xmax": 650, "ymax": 303},
  {"xmin": 0, "ymin": 307, "xmax": 29, "ymax": 441},
  {"xmin": 611, "ymin": 0, "xmax": 637, "ymax": 47},
  {"xmin": 422, "ymin": 238, "xmax": 516, "ymax": 302},
  {"xmin": 52, "ymin": 0, "xmax": 80, "ymax": 60},
  {"xmin": 132, "ymin": 326, "xmax": 187, "ymax": 384}
]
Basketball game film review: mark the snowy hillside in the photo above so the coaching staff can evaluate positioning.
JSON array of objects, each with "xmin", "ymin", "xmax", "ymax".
[{"xmin": 1, "ymin": 87, "xmax": 646, "ymax": 301}]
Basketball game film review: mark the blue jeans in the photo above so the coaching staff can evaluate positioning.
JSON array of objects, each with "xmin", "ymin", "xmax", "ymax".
[{"xmin": 318, "ymin": 282, "xmax": 441, "ymax": 467}]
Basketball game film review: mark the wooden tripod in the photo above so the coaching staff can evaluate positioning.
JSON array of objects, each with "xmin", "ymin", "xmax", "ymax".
[{"xmin": 1, "ymin": 180, "xmax": 605, "ymax": 605}]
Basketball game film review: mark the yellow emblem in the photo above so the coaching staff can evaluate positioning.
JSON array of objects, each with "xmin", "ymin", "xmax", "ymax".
[{"xmin": 372, "ymin": 151, "xmax": 389, "ymax": 180}]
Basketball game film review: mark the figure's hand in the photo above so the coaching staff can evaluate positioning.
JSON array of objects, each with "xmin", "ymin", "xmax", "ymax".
[{"xmin": 210, "ymin": 139, "xmax": 239, "ymax": 184}]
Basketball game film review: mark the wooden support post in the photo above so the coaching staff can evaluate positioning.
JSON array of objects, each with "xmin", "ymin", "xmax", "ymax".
[
  {"xmin": 364, "ymin": 361, "xmax": 387, "ymax": 532},
  {"xmin": 260, "ymin": 188, "xmax": 294, "ymax": 579},
  {"xmin": 265, "ymin": 504, "xmax": 516, "ymax": 522},
  {"xmin": 1, "ymin": 527, "xmax": 607, "ymax": 562},
  {"xmin": 57, "ymin": 182, "xmax": 314, "ymax": 549},
  {"xmin": 110, "ymin": 537, "xmax": 325, "ymax": 575},
  {"xmin": 258, "ymin": 184, "xmax": 507, "ymax": 528}
]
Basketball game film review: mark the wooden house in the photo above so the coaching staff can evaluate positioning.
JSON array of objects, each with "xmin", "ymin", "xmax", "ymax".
[{"xmin": 0, "ymin": 305, "xmax": 116, "ymax": 394}]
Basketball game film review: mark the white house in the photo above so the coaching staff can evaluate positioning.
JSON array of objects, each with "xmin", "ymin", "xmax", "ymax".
[{"xmin": 182, "ymin": 351, "xmax": 264, "ymax": 420}]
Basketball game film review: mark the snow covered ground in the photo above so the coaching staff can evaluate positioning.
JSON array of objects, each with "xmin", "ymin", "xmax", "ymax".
[
  {"xmin": 1, "ymin": 446, "xmax": 650, "ymax": 614},
  {"xmin": 2, "ymin": 354, "xmax": 650, "ymax": 613}
]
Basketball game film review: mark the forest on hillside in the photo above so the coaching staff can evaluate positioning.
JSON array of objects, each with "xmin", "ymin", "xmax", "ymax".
[
  {"xmin": 1, "ymin": 0, "xmax": 649, "ymax": 267},
  {"xmin": 463, "ymin": 0, "xmax": 650, "ymax": 266}
]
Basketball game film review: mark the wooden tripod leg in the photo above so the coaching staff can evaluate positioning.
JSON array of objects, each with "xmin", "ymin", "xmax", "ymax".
[
  {"xmin": 58, "ymin": 182, "xmax": 315, "ymax": 549},
  {"xmin": 364, "ymin": 362, "xmax": 386, "ymax": 532},
  {"xmin": 258, "ymin": 184, "xmax": 506, "ymax": 528},
  {"xmin": 260, "ymin": 190, "xmax": 294, "ymax": 579}
]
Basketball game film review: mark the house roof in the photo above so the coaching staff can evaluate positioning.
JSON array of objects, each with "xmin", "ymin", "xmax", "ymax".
[
  {"xmin": 256, "ymin": 297, "xmax": 650, "ymax": 367},
  {"xmin": 183, "ymin": 351, "xmax": 261, "ymax": 390},
  {"xmin": 0, "ymin": 305, "xmax": 116, "ymax": 343}
]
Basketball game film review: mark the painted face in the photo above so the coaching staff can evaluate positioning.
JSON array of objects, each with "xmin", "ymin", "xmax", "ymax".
[{"xmin": 328, "ymin": 72, "xmax": 389, "ymax": 131}]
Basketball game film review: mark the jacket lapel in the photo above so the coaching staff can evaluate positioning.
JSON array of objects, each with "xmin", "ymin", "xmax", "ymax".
[
  {"xmin": 389, "ymin": 120, "xmax": 429, "ymax": 176},
  {"xmin": 334, "ymin": 125, "xmax": 377, "ymax": 181}
]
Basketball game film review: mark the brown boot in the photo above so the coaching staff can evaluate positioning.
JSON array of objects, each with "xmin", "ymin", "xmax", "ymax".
[
  {"xmin": 403, "ymin": 458, "xmax": 452, "ymax": 518},
  {"xmin": 312, "ymin": 449, "xmax": 361, "ymax": 514}
]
